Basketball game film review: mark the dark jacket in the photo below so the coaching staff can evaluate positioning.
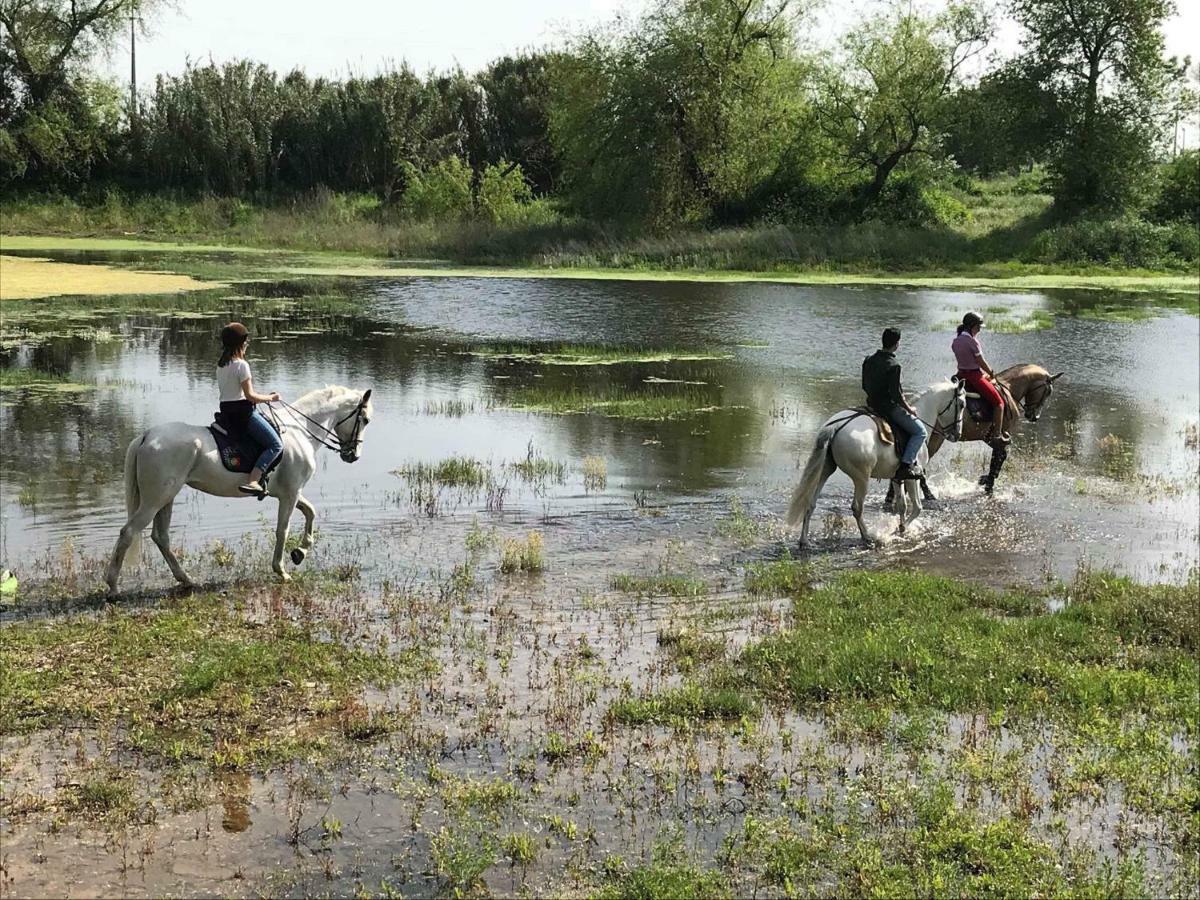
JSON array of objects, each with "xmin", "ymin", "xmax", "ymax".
[{"xmin": 862, "ymin": 349, "xmax": 903, "ymax": 415}]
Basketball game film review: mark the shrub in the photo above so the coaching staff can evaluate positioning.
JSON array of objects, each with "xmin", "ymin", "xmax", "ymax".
[
  {"xmin": 1150, "ymin": 151, "xmax": 1200, "ymax": 224},
  {"xmin": 401, "ymin": 157, "xmax": 472, "ymax": 221},
  {"xmin": 478, "ymin": 161, "xmax": 533, "ymax": 224},
  {"xmin": 1028, "ymin": 216, "xmax": 1197, "ymax": 268}
]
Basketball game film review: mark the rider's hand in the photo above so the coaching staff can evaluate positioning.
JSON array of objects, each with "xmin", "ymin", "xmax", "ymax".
[{"xmin": 268, "ymin": 391, "xmax": 281, "ymax": 402}]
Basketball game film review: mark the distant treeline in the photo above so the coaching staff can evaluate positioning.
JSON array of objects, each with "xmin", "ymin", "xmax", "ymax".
[{"xmin": 1, "ymin": 0, "xmax": 1197, "ymax": 230}]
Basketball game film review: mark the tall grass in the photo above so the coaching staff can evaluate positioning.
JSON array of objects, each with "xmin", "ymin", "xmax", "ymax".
[{"xmin": 3, "ymin": 179, "xmax": 1194, "ymax": 272}]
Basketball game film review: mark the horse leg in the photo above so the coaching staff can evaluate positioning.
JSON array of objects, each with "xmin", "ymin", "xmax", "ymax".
[
  {"xmin": 106, "ymin": 504, "xmax": 157, "ymax": 596},
  {"xmin": 851, "ymin": 472, "xmax": 873, "ymax": 547},
  {"xmin": 979, "ymin": 444, "xmax": 1009, "ymax": 494},
  {"xmin": 903, "ymin": 479, "xmax": 922, "ymax": 530},
  {"xmin": 271, "ymin": 492, "xmax": 297, "ymax": 581},
  {"xmin": 290, "ymin": 493, "xmax": 316, "ymax": 566},
  {"xmin": 799, "ymin": 456, "xmax": 837, "ymax": 549},
  {"xmin": 920, "ymin": 475, "xmax": 937, "ymax": 503},
  {"xmin": 151, "ymin": 501, "xmax": 195, "ymax": 588},
  {"xmin": 883, "ymin": 480, "xmax": 896, "ymax": 511}
]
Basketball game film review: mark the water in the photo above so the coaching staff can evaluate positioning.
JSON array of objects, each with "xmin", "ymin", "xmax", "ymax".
[
  {"xmin": 1, "ymin": 256, "xmax": 1197, "ymax": 585},
  {"xmin": 1, "ymin": 252, "xmax": 1197, "ymax": 897}
]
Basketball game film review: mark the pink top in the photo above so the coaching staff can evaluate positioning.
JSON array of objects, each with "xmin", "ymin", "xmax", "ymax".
[{"xmin": 952, "ymin": 331, "xmax": 982, "ymax": 370}]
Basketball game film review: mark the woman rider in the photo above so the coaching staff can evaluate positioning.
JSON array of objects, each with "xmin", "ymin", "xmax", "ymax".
[
  {"xmin": 952, "ymin": 311, "xmax": 1010, "ymax": 445},
  {"xmin": 217, "ymin": 323, "xmax": 284, "ymax": 495}
]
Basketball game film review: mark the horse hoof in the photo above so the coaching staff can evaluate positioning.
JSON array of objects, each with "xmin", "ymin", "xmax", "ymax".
[
  {"xmin": 290, "ymin": 548, "xmax": 305, "ymax": 566},
  {"xmin": 276, "ymin": 571, "xmax": 291, "ymax": 583}
]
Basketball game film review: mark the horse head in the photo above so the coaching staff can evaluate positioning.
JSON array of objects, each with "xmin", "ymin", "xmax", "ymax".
[
  {"xmin": 944, "ymin": 377, "xmax": 968, "ymax": 442},
  {"xmin": 1023, "ymin": 371, "xmax": 1063, "ymax": 422},
  {"xmin": 335, "ymin": 388, "xmax": 373, "ymax": 463}
]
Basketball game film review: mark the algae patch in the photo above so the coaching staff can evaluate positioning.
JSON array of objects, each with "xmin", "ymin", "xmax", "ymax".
[{"xmin": 0, "ymin": 255, "xmax": 224, "ymax": 300}]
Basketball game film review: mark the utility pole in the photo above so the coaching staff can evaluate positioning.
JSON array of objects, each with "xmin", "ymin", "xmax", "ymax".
[{"xmin": 129, "ymin": 11, "xmax": 137, "ymax": 127}]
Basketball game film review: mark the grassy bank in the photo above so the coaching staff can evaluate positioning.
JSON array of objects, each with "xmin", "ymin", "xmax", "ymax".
[
  {"xmin": 1, "ymin": 544, "xmax": 1195, "ymax": 895},
  {"xmin": 2, "ymin": 176, "xmax": 1196, "ymax": 285}
]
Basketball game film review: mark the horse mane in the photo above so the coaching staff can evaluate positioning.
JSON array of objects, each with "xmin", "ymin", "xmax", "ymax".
[
  {"xmin": 996, "ymin": 363, "xmax": 1048, "ymax": 384},
  {"xmin": 294, "ymin": 384, "xmax": 355, "ymax": 407}
]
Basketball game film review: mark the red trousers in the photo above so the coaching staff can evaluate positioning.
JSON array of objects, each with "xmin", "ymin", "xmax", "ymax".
[{"xmin": 959, "ymin": 369, "xmax": 1004, "ymax": 410}]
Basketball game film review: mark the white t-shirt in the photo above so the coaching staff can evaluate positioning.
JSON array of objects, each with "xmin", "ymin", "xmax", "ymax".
[{"xmin": 217, "ymin": 358, "xmax": 252, "ymax": 402}]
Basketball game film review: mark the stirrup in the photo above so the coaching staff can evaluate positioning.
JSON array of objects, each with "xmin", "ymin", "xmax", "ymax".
[{"xmin": 238, "ymin": 480, "xmax": 267, "ymax": 498}]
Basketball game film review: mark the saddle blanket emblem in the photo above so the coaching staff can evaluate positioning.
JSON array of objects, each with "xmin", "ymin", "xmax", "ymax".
[{"xmin": 209, "ymin": 415, "xmax": 281, "ymax": 474}]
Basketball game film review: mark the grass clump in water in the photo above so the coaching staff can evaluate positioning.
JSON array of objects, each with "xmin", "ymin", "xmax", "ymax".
[
  {"xmin": 722, "ymin": 782, "xmax": 1150, "ymax": 897},
  {"xmin": 394, "ymin": 456, "xmax": 490, "ymax": 490},
  {"xmin": 499, "ymin": 531, "xmax": 545, "ymax": 574},
  {"xmin": 609, "ymin": 680, "xmax": 754, "ymax": 726},
  {"xmin": 595, "ymin": 843, "xmax": 730, "ymax": 899},
  {"xmin": 745, "ymin": 557, "xmax": 811, "ymax": 596},
  {"xmin": 504, "ymin": 384, "xmax": 723, "ymax": 420},
  {"xmin": 473, "ymin": 343, "xmax": 732, "ymax": 366}
]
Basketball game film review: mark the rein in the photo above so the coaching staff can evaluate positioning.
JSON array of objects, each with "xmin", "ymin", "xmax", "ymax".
[{"xmin": 268, "ymin": 393, "xmax": 369, "ymax": 461}]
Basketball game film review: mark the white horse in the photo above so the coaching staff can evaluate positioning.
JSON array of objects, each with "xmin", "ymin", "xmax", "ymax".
[
  {"xmin": 787, "ymin": 380, "xmax": 966, "ymax": 548},
  {"xmin": 105, "ymin": 385, "xmax": 373, "ymax": 596}
]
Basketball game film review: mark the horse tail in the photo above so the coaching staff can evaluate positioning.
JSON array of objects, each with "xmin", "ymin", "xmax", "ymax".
[
  {"xmin": 787, "ymin": 427, "xmax": 834, "ymax": 526},
  {"xmin": 123, "ymin": 435, "xmax": 143, "ymax": 558}
]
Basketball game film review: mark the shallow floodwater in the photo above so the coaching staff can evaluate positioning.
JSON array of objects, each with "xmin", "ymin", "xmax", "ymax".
[
  {"xmin": 1, "ymin": 251, "xmax": 1197, "ymax": 586},
  {"xmin": 1, "ymin": 251, "xmax": 1197, "ymax": 898}
]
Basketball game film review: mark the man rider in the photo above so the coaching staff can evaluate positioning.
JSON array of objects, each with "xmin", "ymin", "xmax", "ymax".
[{"xmin": 862, "ymin": 327, "xmax": 926, "ymax": 481}]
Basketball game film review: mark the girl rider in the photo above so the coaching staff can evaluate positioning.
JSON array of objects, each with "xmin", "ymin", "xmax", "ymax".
[
  {"xmin": 217, "ymin": 323, "xmax": 284, "ymax": 496},
  {"xmin": 952, "ymin": 311, "xmax": 1010, "ymax": 446}
]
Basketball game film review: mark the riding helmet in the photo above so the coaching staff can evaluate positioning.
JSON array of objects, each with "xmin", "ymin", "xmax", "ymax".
[
  {"xmin": 220, "ymin": 322, "xmax": 249, "ymax": 349},
  {"xmin": 962, "ymin": 311, "xmax": 984, "ymax": 330}
]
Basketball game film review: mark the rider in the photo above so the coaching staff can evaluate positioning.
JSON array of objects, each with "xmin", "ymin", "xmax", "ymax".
[
  {"xmin": 952, "ymin": 311, "xmax": 1009, "ymax": 445},
  {"xmin": 217, "ymin": 322, "xmax": 283, "ymax": 496},
  {"xmin": 862, "ymin": 327, "xmax": 926, "ymax": 481}
]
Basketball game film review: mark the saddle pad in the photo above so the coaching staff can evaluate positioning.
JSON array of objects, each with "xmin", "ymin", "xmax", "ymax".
[
  {"xmin": 966, "ymin": 396, "xmax": 993, "ymax": 423},
  {"xmin": 209, "ymin": 417, "xmax": 282, "ymax": 474}
]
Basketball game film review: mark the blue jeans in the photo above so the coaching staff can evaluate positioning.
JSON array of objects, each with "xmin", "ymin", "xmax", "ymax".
[
  {"xmin": 245, "ymin": 408, "xmax": 283, "ymax": 473},
  {"xmin": 887, "ymin": 406, "xmax": 927, "ymax": 465}
]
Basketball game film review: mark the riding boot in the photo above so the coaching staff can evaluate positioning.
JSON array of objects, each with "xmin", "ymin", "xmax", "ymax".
[{"xmin": 989, "ymin": 409, "xmax": 1010, "ymax": 445}]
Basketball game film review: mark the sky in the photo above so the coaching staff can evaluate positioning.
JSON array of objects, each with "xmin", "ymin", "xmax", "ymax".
[
  {"xmin": 95, "ymin": 0, "xmax": 1198, "ymax": 145},
  {"xmin": 98, "ymin": 0, "xmax": 1199, "ymax": 86}
]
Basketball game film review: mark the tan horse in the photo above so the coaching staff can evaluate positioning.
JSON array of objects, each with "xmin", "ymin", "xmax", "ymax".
[{"xmin": 886, "ymin": 363, "xmax": 1063, "ymax": 503}]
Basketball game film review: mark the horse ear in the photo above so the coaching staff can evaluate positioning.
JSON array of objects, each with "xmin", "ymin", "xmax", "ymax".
[
  {"xmin": 1049, "ymin": 372, "xmax": 1064, "ymax": 382},
  {"xmin": 362, "ymin": 388, "xmax": 372, "ymax": 403}
]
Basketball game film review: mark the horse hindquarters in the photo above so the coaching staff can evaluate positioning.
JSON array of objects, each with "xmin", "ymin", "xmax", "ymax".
[{"xmin": 106, "ymin": 428, "xmax": 202, "ymax": 595}]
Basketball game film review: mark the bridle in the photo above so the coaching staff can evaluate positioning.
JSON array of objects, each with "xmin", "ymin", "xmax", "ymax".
[
  {"xmin": 269, "ymin": 389, "xmax": 372, "ymax": 463},
  {"xmin": 1018, "ymin": 378, "xmax": 1053, "ymax": 421},
  {"xmin": 917, "ymin": 383, "xmax": 966, "ymax": 442}
]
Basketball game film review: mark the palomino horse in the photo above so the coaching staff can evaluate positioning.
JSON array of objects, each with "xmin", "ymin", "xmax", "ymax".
[
  {"xmin": 105, "ymin": 385, "xmax": 373, "ymax": 596},
  {"xmin": 885, "ymin": 363, "xmax": 1063, "ymax": 505},
  {"xmin": 787, "ymin": 380, "xmax": 966, "ymax": 547}
]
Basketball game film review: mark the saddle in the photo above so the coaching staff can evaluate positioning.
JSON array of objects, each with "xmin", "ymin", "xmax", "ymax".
[
  {"xmin": 209, "ymin": 411, "xmax": 282, "ymax": 475},
  {"xmin": 851, "ymin": 407, "xmax": 901, "ymax": 456},
  {"xmin": 964, "ymin": 392, "xmax": 993, "ymax": 423}
]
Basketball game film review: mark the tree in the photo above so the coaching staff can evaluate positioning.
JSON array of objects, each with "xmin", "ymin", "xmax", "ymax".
[
  {"xmin": 477, "ymin": 53, "xmax": 560, "ymax": 195},
  {"xmin": 816, "ymin": 2, "xmax": 991, "ymax": 215},
  {"xmin": 0, "ymin": 0, "xmax": 161, "ymax": 108},
  {"xmin": 1, "ymin": 0, "xmax": 163, "ymax": 185},
  {"xmin": 550, "ymin": 0, "xmax": 804, "ymax": 223},
  {"xmin": 1011, "ymin": 0, "xmax": 1180, "ymax": 210},
  {"xmin": 942, "ymin": 62, "xmax": 1059, "ymax": 174}
]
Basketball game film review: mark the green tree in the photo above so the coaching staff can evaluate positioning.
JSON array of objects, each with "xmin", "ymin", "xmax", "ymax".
[
  {"xmin": 551, "ymin": 0, "xmax": 804, "ymax": 224},
  {"xmin": 477, "ymin": 53, "xmax": 560, "ymax": 195},
  {"xmin": 816, "ymin": 2, "xmax": 991, "ymax": 215},
  {"xmin": 942, "ymin": 62, "xmax": 1059, "ymax": 174},
  {"xmin": 0, "ymin": 0, "xmax": 161, "ymax": 107},
  {"xmin": 1011, "ymin": 0, "xmax": 1181, "ymax": 210},
  {"xmin": 1, "ymin": 0, "xmax": 162, "ymax": 185}
]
